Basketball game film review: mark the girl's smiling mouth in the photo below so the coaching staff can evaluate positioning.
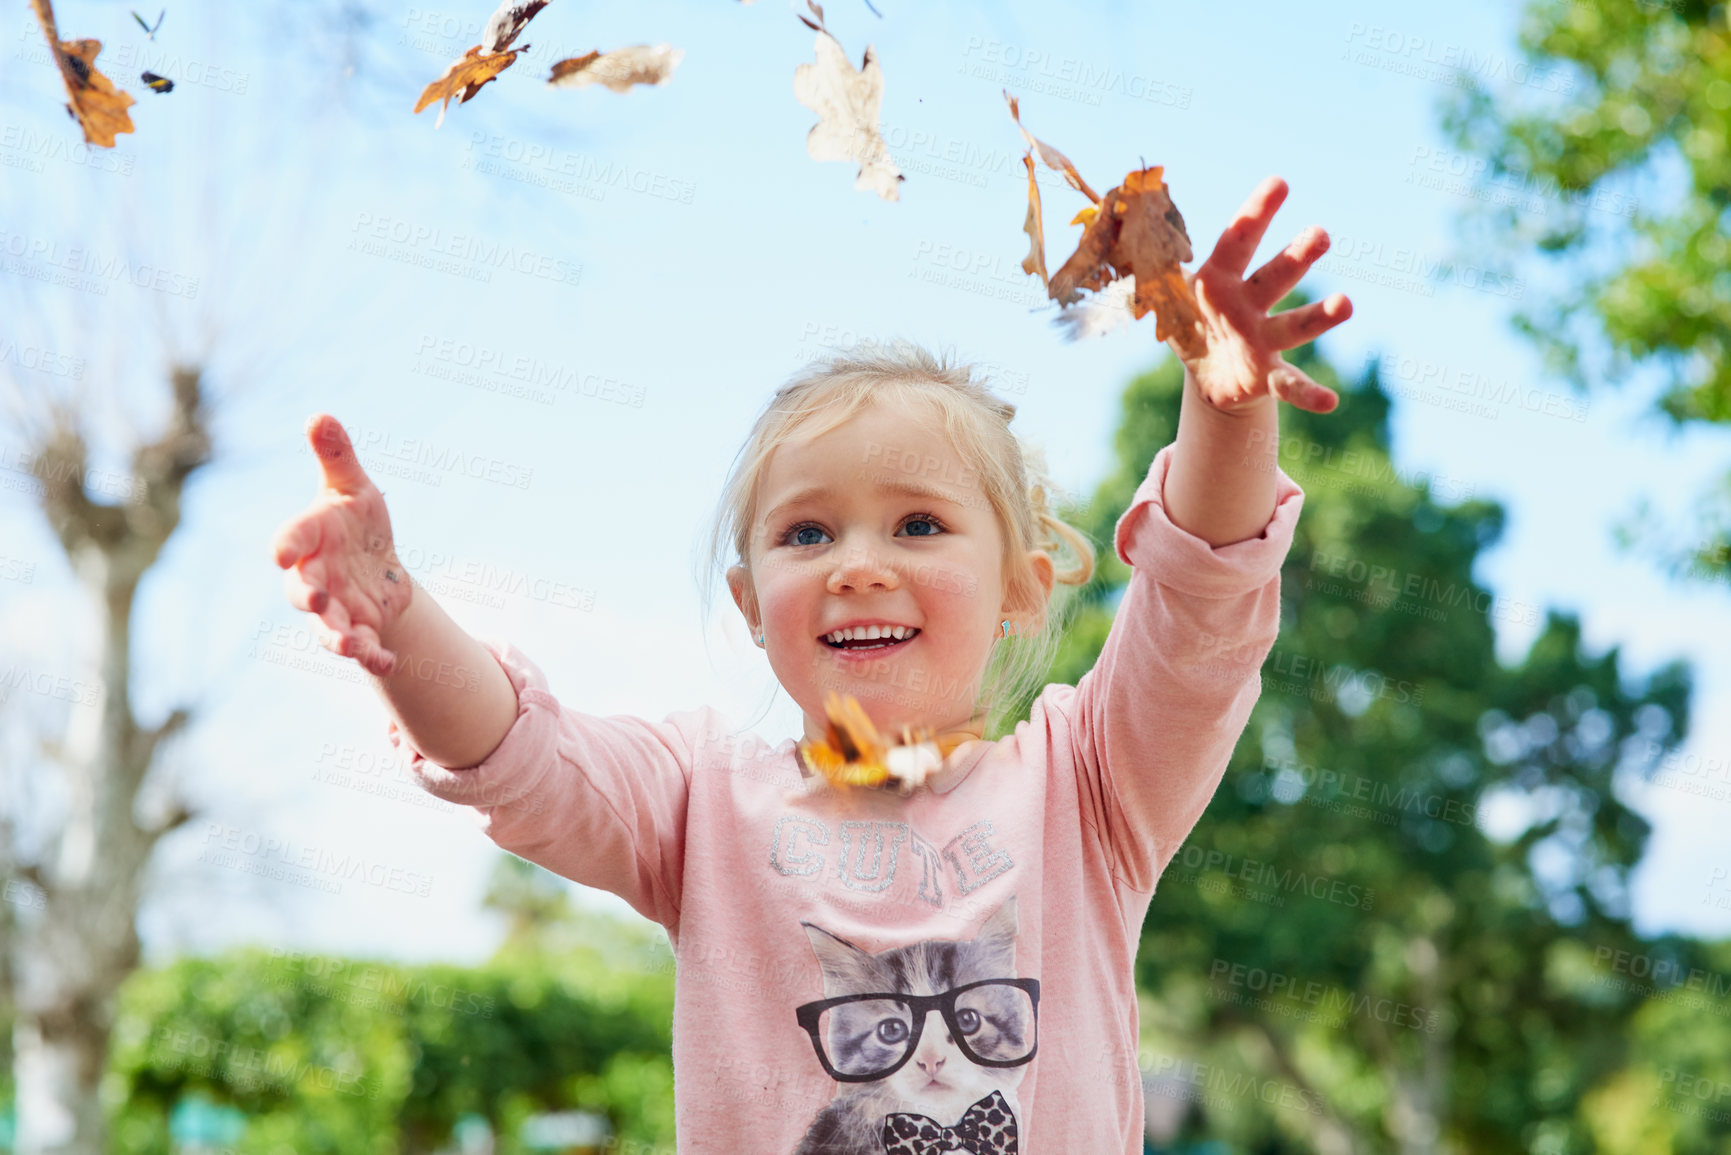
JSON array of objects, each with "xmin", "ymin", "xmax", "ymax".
[{"xmin": 820, "ymin": 622, "xmax": 921, "ymax": 658}]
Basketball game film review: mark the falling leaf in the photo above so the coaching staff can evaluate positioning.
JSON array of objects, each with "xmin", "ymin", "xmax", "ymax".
[
  {"xmin": 998, "ymin": 95, "xmax": 1202, "ymax": 348},
  {"xmin": 796, "ymin": 691, "xmax": 973, "ymax": 795},
  {"xmin": 414, "ymin": 0, "xmax": 552, "ymax": 128},
  {"xmin": 50, "ymin": 38, "xmax": 136, "ymax": 148},
  {"xmin": 1019, "ymin": 153, "xmax": 1048, "ymax": 285},
  {"xmin": 548, "ymin": 44, "xmax": 683, "ymax": 92},
  {"xmin": 141, "ymin": 70, "xmax": 173, "ymax": 93},
  {"xmin": 1049, "ymin": 167, "xmax": 1206, "ymax": 358},
  {"xmin": 480, "ymin": 0, "xmax": 549, "ymax": 54},
  {"xmin": 1003, "ymin": 89, "xmax": 1099, "ymax": 203},
  {"xmin": 415, "ymin": 46, "xmax": 521, "ymax": 128},
  {"xmin": 792, "ymin": 2, "xmax": 903, "ymax": 201},
  {"xmin": 1005, "ymin": 89, "xmax": 1096, "ymax": 313},
  {"xmin": 800, "ymin": 693, "xmax": 893, "ymax": 789}
]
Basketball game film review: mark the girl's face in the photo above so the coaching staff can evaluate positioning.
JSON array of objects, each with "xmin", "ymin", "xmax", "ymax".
[{"xmin": 728, "ymin": 396, "xmax": 1053, "ymax": 746}]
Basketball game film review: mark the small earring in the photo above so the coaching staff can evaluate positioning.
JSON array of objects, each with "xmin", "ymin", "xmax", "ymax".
[
  {"xmin": 1001, "ymin": 619, "xmax": 1013, "ymax": 637},
  {"xmin": 755, "ymin": 632, "xmax": 765, "ymax": 646}
]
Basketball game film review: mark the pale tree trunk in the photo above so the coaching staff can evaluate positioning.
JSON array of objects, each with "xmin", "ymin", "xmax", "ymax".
[
  {"xmin": 1353, "ymin": 933, "xmax": 1446, "ymax": 1155},
  {"xmin": 5, "ymin": 367, "xmax": 207, "ymax": 1155},
  {"xmin": 1383, "ymin": 935, "xmax": 1446, "ymax": 1155},
  {"xmin": 1244, "ymin": 1019, "xmax": 1361, "ymax": 1155}
]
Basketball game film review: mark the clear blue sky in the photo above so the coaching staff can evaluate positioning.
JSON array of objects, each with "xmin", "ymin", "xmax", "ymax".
[{"xmin": 0, "ymin": 0, "xmax": 1726, "ymax": 965}]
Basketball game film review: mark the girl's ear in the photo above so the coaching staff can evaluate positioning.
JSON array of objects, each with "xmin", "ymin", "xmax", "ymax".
[
  {"xmin": 727, "ymin": 564, "xmax": 760, "ymax": 634},
  {"xmin": 1002, "ymin": 549, "xmax": 1055, "ymax": 630}
]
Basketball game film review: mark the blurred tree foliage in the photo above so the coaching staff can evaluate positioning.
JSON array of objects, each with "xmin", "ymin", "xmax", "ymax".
[
  {"xmin": 1441, "ymin": 0, "xmax": 1731, "ymax": 588},
  {"xmin": 103, "ymin": 854, "xmax": 675, "ymax": 1154},
  {"xmin": 1023, "ymin": 304, "xmax": 1706, "ymax": 1153}
]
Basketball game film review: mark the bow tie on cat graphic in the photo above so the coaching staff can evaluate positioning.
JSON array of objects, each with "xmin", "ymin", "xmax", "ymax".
[{"xmin": 882, "ymin": 1089, "xmax": 1018, "ymax": 1154}]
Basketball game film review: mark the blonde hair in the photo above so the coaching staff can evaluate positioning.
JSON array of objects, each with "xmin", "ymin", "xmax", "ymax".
[{"xmin": 698, "ymin": 340, "xmax": 1096, "ymax": 737}]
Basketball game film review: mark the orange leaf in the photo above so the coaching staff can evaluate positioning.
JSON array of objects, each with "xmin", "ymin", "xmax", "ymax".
[
  {"xmin": 54, "ymin": 38, "xmax": 135, "ymax": 148},
  {"xmin": 1002, "ymin": 89, "xmax": 1099, "ymax": 204},
  {"xmin": 796, "ymin": 692, "xmax": 977, "ymax": 793},
  {"xmin": 414, "ymin": 45, "xmax": 520, "ymax": 128},
  {"xmin": 799, "ymin": 692, "xmax": 892, "ymax": 789},
  {"xmin": 548, "ymin": 50, "xmax": 601, "ymax": 83},
  {"xmin": 1019, "ymin": 153, "xmax": 1050, "ymax": 286},
  {"xmin": 1048, "ymin": 166, "xmax": 1206, "ymax": 359},
  {"xmin": 548, "ymin": 44, "xmax": 683, "ymax": 92}
]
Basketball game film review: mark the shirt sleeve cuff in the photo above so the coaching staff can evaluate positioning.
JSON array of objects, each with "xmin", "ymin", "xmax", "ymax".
[
  {"xmin": 1111, "ymin": 442, "xmax": 1306, "ymax": 599},
  {"xmin": 388, "ymin": 637, "xmax": 559, "ymax": 812}
]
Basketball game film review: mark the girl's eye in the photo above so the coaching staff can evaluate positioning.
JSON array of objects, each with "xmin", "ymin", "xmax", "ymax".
[{"xmin": 777, "ymin": 514, "xmax": 946, "ymax": 547}]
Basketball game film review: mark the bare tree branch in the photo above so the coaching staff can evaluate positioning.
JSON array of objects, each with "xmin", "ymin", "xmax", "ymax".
[
  {"xmin": 128, "ymin": 706, "xmax": 191, "ymax": 780},
  {"xmin": 1235, "ymin": 1015, "xmax": 1361, "ymax": 1155}
]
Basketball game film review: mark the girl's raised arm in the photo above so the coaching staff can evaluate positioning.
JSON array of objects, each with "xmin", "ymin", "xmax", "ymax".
[
  {"xmin": 1162, "ymin": 174, "xmax": 1351, "ymax": 546},
  {"xmin": 1064, "ymin": 176, "xmax": 1349, "ymax": 891},
  {"xmin": 269, "ymin": 414, "xmax": 519, "ymax": 769}
]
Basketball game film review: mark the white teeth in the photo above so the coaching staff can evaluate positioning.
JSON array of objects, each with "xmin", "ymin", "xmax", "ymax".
[{"xmin": 824, "ymin": 625, "xmax": 917, "ymax": 644}]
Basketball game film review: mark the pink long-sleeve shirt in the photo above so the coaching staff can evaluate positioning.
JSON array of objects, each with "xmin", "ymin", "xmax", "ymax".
[{"xmin": 394, "ymin": 442, "xmax": 1303, "ymax": 1154}]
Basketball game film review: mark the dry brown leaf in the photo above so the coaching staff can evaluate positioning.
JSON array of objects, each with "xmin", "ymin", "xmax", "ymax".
[
  {"xmin": 415, "ymin": 45, "xmax": 521, "ymax": 128},
  {"xmin": 415, "ymin": 0, "xmax": 553, "ymax": 128},
  {"xmin": 1000, "ymin": 95, "xmax": 1196, "ymax": 344},
  {"xmin": 1019, "ymin": 152, "xmax": 1049, "ymax": 285},
  {"xmin": 1003, "ymin": 89, "xmax": 1098, "ymax": 203},
  {"xmin": 52, "ymin": 37, "xmax": 136, "ymax": 147},
  {"xmin": 30, "ymin": 2, "xmax": 135, "ymax": 147},
  {"xmin": 548, "ymin": 44, "xmax": 683, "ymax": 92},
  {"xmin": 792, "ymin": 2, "xmax": 902, "ymax": 201},
  {"xmin": 796, "ymin": 690, "xmax": 977, "ymax": 795},
  {"xmin": 1048, "ymin": 166, "xmax": 1205, "ymax": 358}
]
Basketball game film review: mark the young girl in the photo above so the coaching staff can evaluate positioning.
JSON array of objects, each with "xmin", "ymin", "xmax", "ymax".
[{"xmin": 271, "ymin": 175, "xmax": 1351, "ymax": 1154}]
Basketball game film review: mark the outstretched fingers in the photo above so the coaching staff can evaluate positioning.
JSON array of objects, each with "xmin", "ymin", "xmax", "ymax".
[
  {"xmin": 1202, "ymin": 175, "xmax": 1288, "ymax": 279},
  {"xmin": 1267, "ymin": 362, "xmax": 1339, "ymax": 415},
  {"xmin": 315, "ymin": 595, "xmax": 355, "ymax": 653},
  {"xmin": 272, "ymin": 513, "xmax": 323, "ymax": 569},
  {"xmin": 304, "ymin": 584, "xmax": 397, "ymax": 676},
  {"xmin": 1263, "ymin": 293, "xmax": 1353, "ymax": 351},
  {"xmin": 307, "ymin": 413, "xmax": 373, "ymax": 495},
  {"xmin": 283, "ymin": 565, "xmax": 329, "ymax": 614},
  {"xmin": 1244, "ymin": 226, "xmax": 1331, "ymax": 314}
]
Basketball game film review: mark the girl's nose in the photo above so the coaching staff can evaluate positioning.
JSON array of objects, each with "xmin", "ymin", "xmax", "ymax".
[{"xmin": 826, "ymin": 543, "xmax": 900, "ymax": 593}]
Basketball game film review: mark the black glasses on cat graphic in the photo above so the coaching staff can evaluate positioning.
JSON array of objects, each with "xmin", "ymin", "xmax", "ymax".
[{"xmin": 795, "ymin": 978, "xmax": 1040, "ymax": 1083}]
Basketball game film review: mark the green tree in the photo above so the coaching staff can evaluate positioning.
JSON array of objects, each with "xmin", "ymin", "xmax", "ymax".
[
  {"xmin": 1032, "ymin": 305, "xmax": 1694, "ymax": 1153},
  {"xmin": 105, "ymin": 862, "xmax": 676, "ymax": 1154},
  {"xmin": 485, "ymin": 850, "xmax": 585, "ymax": 952},
  {"xmin": 1440, "ymin": 0, "xmax": 1731, "ymax": 587}
]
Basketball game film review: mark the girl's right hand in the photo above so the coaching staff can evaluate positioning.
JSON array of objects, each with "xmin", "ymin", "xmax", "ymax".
[{"xmin": 270, "ymin": 415, "xmax": 412, "ymax": 678}]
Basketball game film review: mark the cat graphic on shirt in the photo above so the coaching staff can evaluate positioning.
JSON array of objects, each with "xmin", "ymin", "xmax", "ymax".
[{"xmin": 792, "ymin": 895, "xmax": 1029, "ymax": 1154}]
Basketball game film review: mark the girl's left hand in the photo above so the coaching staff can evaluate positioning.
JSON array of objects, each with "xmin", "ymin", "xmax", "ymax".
[{"xmin": 1170, "ymin": 175, "xmax": 1354, "ymax": 415}]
